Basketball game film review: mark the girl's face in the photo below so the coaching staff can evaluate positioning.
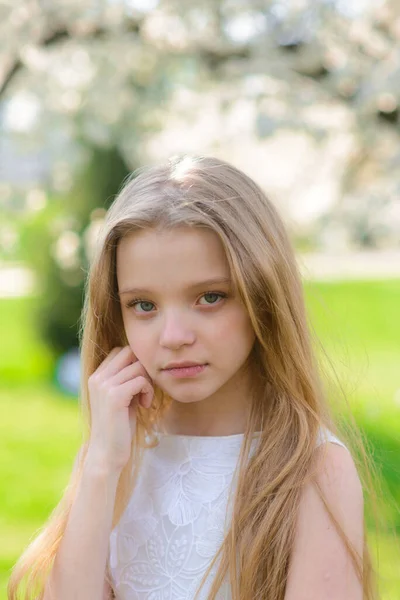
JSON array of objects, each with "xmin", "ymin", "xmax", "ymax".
[{"xmin": 116, "ymin": 226, "xmax": 256, "ymax": 409}]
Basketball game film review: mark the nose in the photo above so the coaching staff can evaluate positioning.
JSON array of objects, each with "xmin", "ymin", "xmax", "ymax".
[{"xmin": 159, "ymin": 310, "xmax": 196, "ymax": 349}]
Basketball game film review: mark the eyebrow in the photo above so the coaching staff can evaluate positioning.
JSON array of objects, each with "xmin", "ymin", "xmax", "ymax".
[{"xmin": 118, "ymin": 276, "xmax": 232, "ymax": 296}]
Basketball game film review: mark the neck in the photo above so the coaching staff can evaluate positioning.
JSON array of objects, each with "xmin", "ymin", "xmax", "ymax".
[
  {"xmin": 160, "ymin": 365, "xmax": 258, "ymax": 437},
  {"xmin": 160, "ymin": 405, "xmax": 251, "ymax": 436}
]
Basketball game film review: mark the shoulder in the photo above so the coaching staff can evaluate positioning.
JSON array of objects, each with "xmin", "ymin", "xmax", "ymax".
[
  {"xmin": 302, "ymin": 441, "xmax": 363, "ymax": 537},
  {"xmin": 284, "ymin": 442, "xmax": 364, "ymax": 599},
  {"xmin": 314, "ymin": 440, "xmax": 363, "ymax": 505}
]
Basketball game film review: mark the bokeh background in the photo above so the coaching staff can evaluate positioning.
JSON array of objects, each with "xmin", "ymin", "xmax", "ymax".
[{"xmin": 1, "ymin": 1, "xmax": 400, "ymax": 598}]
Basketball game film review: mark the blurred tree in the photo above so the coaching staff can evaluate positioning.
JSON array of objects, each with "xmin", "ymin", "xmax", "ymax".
[
  {"xmin": 1, "ymin": 0, "xmax": 400, "ymax": 356},
  {"xmin": 0, "ymin": 0, "xmax": 399, "ymax": 246},
  {"xmin": 40, "ymin": 142, "xmax": 131, "ymax": 353},
  {"xmin": 20, "ymin": 143, "xmax": 130, "ymax": 355}
]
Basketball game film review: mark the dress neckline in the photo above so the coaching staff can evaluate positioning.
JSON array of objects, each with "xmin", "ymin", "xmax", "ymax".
[{"xmin": 155, "ymin": 430, "xmax": 262, "ymax": 440}]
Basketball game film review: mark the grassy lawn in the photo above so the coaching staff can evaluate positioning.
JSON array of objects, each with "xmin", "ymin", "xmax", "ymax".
[
  {"xmin": 0, "ymin": 385, "xmax": 82, "ymax": 599},
  {"xmin": 1, "ymin": 280, "xmax": 400, "ymax": 599}
]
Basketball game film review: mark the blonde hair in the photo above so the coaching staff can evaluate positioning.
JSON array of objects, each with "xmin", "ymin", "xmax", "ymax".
[{"xmin": 9, "ymin": 155, "xmax": 381, "ymax": 599}]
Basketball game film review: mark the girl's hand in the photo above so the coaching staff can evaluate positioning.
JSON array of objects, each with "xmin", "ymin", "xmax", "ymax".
[{"xmin": 86, "ymin": 346, "xmax": 154, "ymax": 474}]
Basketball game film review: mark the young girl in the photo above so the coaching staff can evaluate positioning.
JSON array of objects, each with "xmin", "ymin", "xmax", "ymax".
[{"xmin": 9, "ymin": 155, "xmax": 378, "ymax": 600}]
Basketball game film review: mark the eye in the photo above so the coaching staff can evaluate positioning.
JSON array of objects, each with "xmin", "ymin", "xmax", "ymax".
[
  {"xmin": 126, "ymin": 298, "xmax": 155, "ymax": 313},
  {"xmin": 198, "ymin": 292, "xmax": 227, "ymax": 306},
  {"xmin": 125, "ymin": 291, "xmax": 227, "ymax": 314}
]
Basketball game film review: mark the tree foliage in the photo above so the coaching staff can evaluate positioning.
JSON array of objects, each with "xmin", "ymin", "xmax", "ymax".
[{"xmin": 1, "ymin": 0, "xmax": 400, "ymax": 353}]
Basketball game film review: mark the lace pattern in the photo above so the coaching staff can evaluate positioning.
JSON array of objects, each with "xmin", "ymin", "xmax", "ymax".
[{"xmin": 109, "ymin": 429, "xmax": 346, "ymax": 599}]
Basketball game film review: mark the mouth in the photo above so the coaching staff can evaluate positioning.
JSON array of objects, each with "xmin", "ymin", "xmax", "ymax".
[
  {"xmin": 163, "ymin": 361, "xmax": 207, "ymax": 369},
  {"xmin": 162, "ymin": 364, "xmax": 208, "ymax": 378}
]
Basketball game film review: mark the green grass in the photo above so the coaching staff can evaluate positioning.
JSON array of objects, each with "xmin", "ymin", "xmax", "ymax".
[
  {"xmin": 0, "ymin": 385, "xmax": 82, "ymax": 598},
  {"xmin": 0, "ymin": 296, "xmax": 53, "ymax": 386},
  {"xmin": 305, "ymin": 280, "xmax": 400, "ymax": 535},
  {"xmin": 1, "ymin": 281, "xmax": 400, "ymax": 599}
]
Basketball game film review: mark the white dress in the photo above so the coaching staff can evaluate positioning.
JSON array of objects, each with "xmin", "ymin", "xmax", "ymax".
[{"xmin": 108, "ymin": 428, "xmax": 347, "ymax": 599}]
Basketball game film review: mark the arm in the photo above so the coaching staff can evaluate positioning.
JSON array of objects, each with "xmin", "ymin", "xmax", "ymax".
[
  {"xmin": 284, "ymin": 443, "xmax": 364, "ymax": 600},
  {"xmin": 43, "ymin": 447, "xmax": 120, "ymax": 600}
]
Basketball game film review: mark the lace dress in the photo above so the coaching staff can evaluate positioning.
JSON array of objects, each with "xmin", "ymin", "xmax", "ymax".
[{"xmin": 108, "ymin": 428, "xmax": 347, "ymax": 600}]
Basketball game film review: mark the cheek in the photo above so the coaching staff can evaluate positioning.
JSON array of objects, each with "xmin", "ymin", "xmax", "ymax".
[
  {"xmin": 124, "ymin": 323, "xmax": 154, "ymax": 363},
  {"xmin": 211, "ymin": 307, "xmax": 255, "ymax": 351}
]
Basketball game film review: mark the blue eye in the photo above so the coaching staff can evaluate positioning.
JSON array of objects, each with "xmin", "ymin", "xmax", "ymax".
[
  {"xmin": 127, "ymin": 299, "xmax": 155, "ymax": 313},
  {"xmin": 199, "ymin": 292, "xmax": 226, "ymax": 305},
  {"xmin": 126, "ymin": 291, "xmax": 227, "ymax": 314}
]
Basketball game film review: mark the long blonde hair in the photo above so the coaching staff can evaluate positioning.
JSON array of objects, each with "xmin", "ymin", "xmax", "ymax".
[{"xmin": 9, "ymin": 155, "xmax": 381, "ymax": 599}]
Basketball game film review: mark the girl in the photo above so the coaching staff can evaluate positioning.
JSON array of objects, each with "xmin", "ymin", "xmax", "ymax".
[{"xmin": 9, "ymin": 155, "xmax": 378, "ymax": 600}]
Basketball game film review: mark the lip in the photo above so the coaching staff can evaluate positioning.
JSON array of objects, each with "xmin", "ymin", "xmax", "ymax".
[
  {"xmin": 162, "ymin": 364, "xmax": 208, "ymax": 378},
  {"xmin": 163, "ymin": 361, "xmax": 207, "ymax": 370}
]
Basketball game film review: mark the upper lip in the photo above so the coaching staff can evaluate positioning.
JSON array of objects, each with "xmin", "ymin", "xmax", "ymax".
[{"xmin": 163, "ymin": 361, "xmax": 206, "ymax": 369}]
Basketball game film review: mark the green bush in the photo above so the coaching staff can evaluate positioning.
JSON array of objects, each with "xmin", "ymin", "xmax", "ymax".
[{"xmin": 20, "ymin": 143, "xmax": 131, "ymax": 356}]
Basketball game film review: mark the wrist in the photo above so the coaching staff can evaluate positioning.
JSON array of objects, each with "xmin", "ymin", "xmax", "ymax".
[{"xmin": 83, "ymin": 449, "xmax": 123, "ymax": 483}]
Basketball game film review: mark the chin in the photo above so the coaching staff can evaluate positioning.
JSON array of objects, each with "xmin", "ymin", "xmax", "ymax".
[
  {"xmin": 176, "ymin": 386, "xmax": 224, "ymax": 404},
  {"xmin": 171, "ymin": 396, "xmax": 203, "ymax": 404}
]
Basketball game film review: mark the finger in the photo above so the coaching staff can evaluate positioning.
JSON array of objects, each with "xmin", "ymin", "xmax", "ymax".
[
  {"xmin": 138, "ymin": 379, "xmax": 154, "ymax": 409},
  {"xmin": 96, "ymin": 346, "xmax": 122, "ymax": 374},
  {"xmin": 118, "ymin": 376, "xmax": 154, "ymax": 409},
  {"xmin": 111, "ymin": 361, "xmax": 148, "ymax": 386},
  {"xmin": 102, "ymin": 346, "xmax": 138, "ymax": 379}
]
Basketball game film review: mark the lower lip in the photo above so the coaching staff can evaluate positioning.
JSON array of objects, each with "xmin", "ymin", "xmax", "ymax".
[{"xmin": 163, "ymin": 364, "xmax": 208, "ymax": 378}]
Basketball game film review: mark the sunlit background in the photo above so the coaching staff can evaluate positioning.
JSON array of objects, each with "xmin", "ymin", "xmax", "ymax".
[{"xmin": 1, "ymin": 1, "xmax": 400, "ymax": 598}]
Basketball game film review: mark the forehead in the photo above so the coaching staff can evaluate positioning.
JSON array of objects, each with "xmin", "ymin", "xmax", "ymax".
[{"xmin": 116, "ymin": 227, "xmax": 230, "ymax": 289}]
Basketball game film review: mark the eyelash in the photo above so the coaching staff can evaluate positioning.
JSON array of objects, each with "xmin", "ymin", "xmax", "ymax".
[{"xmin": 125, "ymin": 291, "xmax": 228, "ymax": 314}]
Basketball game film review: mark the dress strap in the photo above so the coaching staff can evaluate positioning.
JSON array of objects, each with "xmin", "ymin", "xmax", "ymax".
[{"xmin": 316, "ymin": 428, "xmax": 348, "ymax": 451}]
